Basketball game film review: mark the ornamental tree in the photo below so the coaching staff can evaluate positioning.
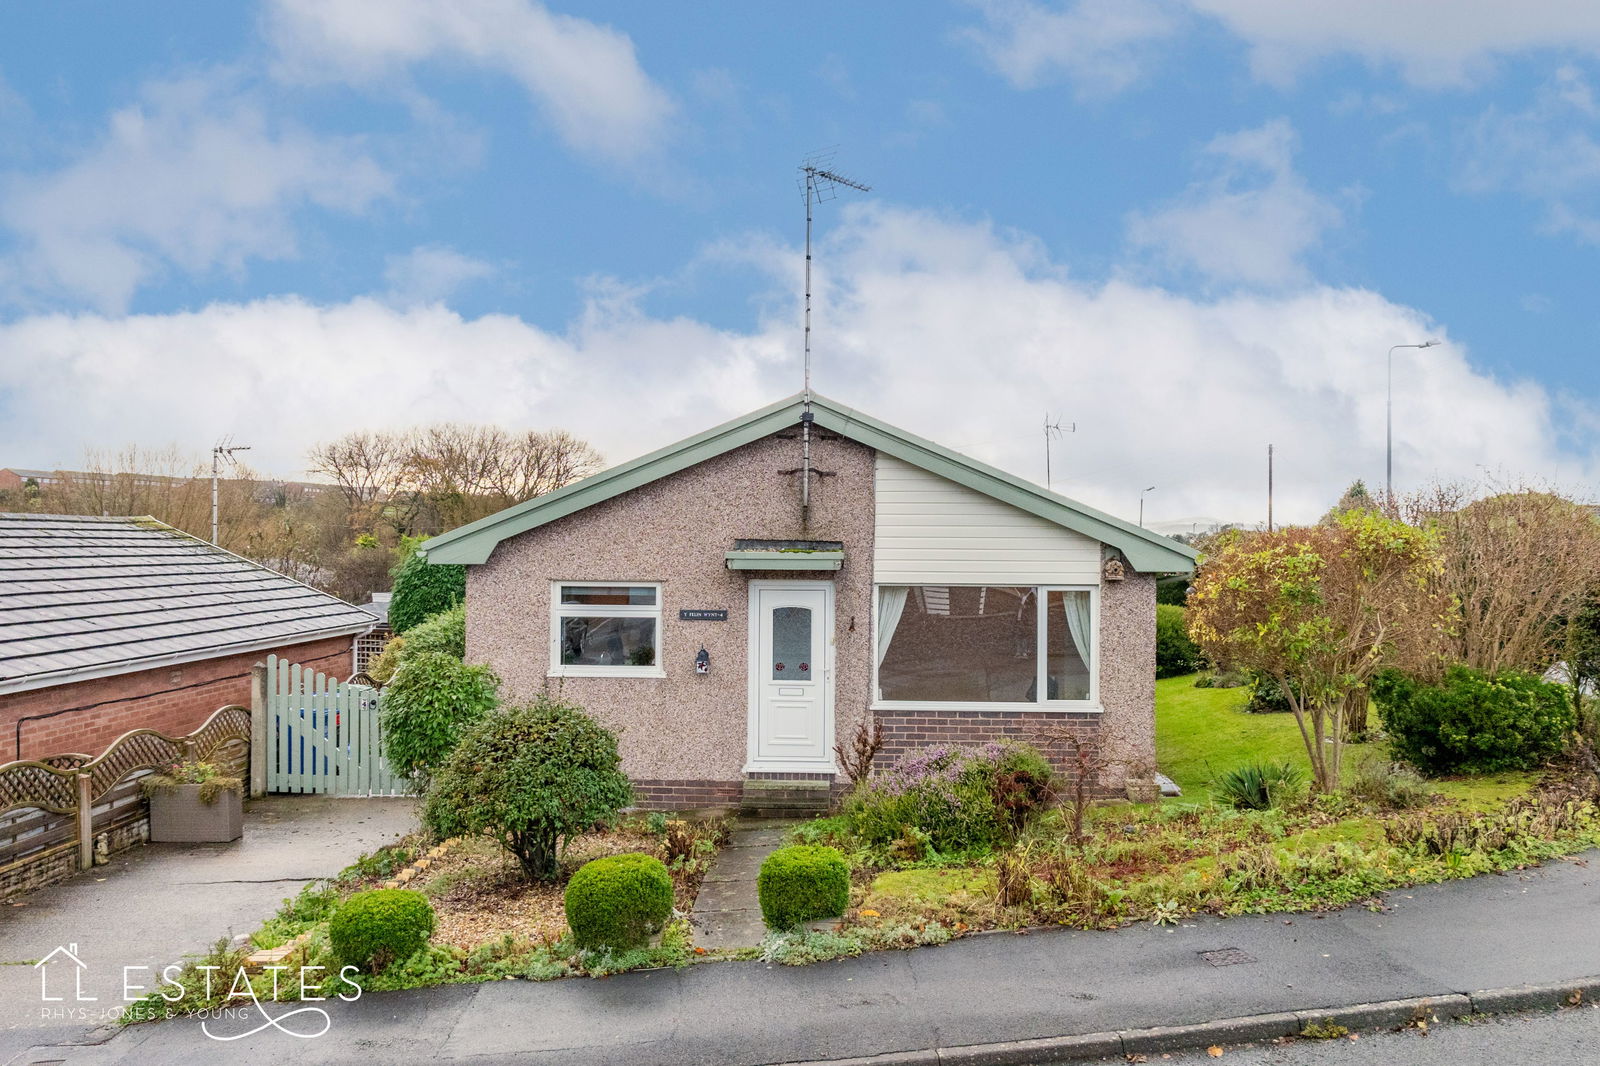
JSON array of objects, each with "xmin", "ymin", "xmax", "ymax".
[
  {"xmin": 1187, "ymin": 512, "xmax": 1445, "ymax": 792},
  {"xmin": 422, "ymin": 696, "xmax": 632, "ymax": 882}
]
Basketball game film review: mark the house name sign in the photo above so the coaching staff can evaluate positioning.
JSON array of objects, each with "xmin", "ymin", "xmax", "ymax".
[{"xmin": 679, "ymin": 609, "xmax": 729, "ymax": 621}]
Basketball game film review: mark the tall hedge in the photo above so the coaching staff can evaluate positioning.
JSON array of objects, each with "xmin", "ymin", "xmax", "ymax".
[
  {"xmin": 389, "ymin": 547, "xmax": 465, "ymax": 633},
  {"xmin": 1372, "ymin": 665, "xmax": 1575, "ymax": 776}
]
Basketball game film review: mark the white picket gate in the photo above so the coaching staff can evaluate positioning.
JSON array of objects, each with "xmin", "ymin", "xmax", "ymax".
[{"xmin": 263, "ymin": 654, "xmax": 411, "ymax": 796}]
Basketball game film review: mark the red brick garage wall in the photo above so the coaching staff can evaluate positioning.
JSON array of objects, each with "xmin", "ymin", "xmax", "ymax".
[{"xmin": 0, "ymin": 635, "xmax": 356, "ymax": 762}]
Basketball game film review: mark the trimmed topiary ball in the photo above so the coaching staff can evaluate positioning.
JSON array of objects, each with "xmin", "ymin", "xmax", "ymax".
[
  {"xmin": 564, "ymin": 853, "xmax": 674, "ymax": 951},
  {"xmin": 757, "ymin": 845, "xmax": 849, "ymax": 931},
  {"xmin": 328, "ymin": 888, "xmax": 435, "ymax": 972}
]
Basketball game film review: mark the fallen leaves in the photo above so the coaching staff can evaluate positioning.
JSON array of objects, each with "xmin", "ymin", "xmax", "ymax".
[{"xmin": 1206, "ymin": 1045, "xmax": 1224, "ymax": 1057}]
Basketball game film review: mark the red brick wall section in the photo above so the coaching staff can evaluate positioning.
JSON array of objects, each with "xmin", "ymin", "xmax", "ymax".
[
  {"xmin": 0, "ymin": 636, "xmax": 355, "ymax": 761},
  {"xmin": 629, "ymin": 778, "xmax": 743, "ymax": 811},
  {"xmin": 874, "ymin": 707, "xmax": 1111, "ymax": 795}
]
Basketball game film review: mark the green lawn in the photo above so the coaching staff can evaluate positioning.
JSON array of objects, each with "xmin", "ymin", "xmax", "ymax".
[{"xmin": 1154, "ymin": 673, "xmax": 1537, "ymax": 805}]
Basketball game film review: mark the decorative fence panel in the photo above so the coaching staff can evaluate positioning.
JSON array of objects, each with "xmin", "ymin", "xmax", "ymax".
[
  {"xmin": 0, "ymin": 704, "xmax": 251, "ymax": 900},
  {"xmin": 262, "ymin": 654, "xmax": 408, "ymax": 797}
]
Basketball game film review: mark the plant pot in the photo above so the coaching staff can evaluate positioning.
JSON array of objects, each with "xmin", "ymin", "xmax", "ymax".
[{"xmin": 147, "ymin": 784, "xmax": 244, "ymax": 843}]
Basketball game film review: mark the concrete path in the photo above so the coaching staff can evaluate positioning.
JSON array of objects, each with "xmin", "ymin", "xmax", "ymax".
[
  {"xmin": 0, "ymin": 795, "xmax": 416, "ymax": 1065},
  {"xmin": 688, "ymin": 820, "xmax": 791, "ymax": 950},
  {"xmin": 14, "ymin": 849, "xmax": 1600, "ymax": 1065}
]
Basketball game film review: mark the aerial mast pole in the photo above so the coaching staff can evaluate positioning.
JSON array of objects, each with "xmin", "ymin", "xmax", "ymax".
[{"xmin": 798, "ymin": 151, "xmax": 869, "ymax": 516}]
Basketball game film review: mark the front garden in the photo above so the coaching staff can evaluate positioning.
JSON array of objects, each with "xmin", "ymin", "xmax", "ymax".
[{"xmin": 133, "ymin": 494, "xmax": 1600, "ymax": 1012}]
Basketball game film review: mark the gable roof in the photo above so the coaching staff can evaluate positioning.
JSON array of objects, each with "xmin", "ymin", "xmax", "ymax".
[
  {"xmin": 420, "ymin": 393, "xmax": 1198, "ymax": 574},
  {"xmin": 0, "ymin": 513, "xmax": 374, "ymax": 695}
]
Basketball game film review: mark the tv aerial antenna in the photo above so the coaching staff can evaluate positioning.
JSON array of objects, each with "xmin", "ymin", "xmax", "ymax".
[
  {"xmin": 797, "ymin": 149, "xmax": 870, "ymax": 514},
  {"xmin": 210, "ymin": 436, "xmax": 251, "ymax": 545},
  {"xmin": 1043, "ymin": 413, "xmax": 1075, "ymax": 491}
]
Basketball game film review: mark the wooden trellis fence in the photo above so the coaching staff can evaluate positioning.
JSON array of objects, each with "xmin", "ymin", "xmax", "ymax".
[{"xmin": 0, "ymin": 705, "xmax": 250, "ymax": 900}]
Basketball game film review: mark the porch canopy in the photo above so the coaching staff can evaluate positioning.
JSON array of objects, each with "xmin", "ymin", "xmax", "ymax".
[{"xmin": 724, "ymin": 539, "xmax": 844, "ymax": 571}]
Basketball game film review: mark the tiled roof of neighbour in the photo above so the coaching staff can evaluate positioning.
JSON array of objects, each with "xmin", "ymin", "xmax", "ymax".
[{"xmin": 0, "ymin": 513, "xmax": 374, "ymax": 694}]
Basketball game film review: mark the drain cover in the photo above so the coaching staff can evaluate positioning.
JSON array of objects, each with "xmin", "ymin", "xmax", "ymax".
[{"xmin": 1199, "ymin": 947, "xmax": 1258, "ymax": 967}]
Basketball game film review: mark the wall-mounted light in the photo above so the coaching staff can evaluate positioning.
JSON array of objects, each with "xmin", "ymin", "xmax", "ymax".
[{"xmin": 695, "ymin": 647, "xmax": 710, "ymax": 675}]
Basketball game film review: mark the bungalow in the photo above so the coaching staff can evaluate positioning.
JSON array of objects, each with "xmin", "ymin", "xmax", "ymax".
[
  {"xmin": 0, "ymin": 513, "xmax": 375, "ymax": 760},
  {"xmin": 422, "ymin": 394, "xmax": 1197, "ymax": 811}
]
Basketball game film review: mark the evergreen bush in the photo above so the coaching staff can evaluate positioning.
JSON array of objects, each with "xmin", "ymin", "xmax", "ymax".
[
  {"xmin": 423, "ymin": 696, "xmax": 633, "ymax": 881},
  {"xmin": 389, "ymin": 547, "xmax": 465, "ymax": 633},
  {"xmin": 379, "ymin": 652, "xmax": 500, "ymax": 786},
  {"xmin": 1155, "ymin": 604, "xmax": 1202, "ymax": 678},
  {"xmin": 328, "ymin": 889, "xmax": 435, "ymax": 972},
  {"xmin": 1373, "ymin": 665, "xmax": 1575, "ymax": 775},
  {"xmin": 757, "ymin": 846, "xmax": 850, "ymax": 930},
  {"xmin": 564, "ymin": 853, "xmax": 674, "ymax": 951}
]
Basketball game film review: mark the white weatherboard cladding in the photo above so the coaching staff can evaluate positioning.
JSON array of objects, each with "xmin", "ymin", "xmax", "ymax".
[{"xmin": 872, "ymin": 455, "xmax": 1103, "ymax": 585}]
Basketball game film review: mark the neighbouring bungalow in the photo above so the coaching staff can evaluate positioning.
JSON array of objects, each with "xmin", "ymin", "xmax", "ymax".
[
  {"xmin": 421, "ymin": 394, "xmax": 1197, "ymax": 812},
  {"xmin": 0, "ymin": 514, "xmax": 375, "ymax": 760}
]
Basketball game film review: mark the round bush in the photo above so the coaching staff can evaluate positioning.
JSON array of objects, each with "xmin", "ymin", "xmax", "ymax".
[
  {"xmin": 564, "ymin": 853, "xmax": 674, "ymax": 951},
  {"xmin": 328, "ymin": 889, "xmax": 435, "ymax": 972},
  {"xmin": 1374, "ymin": 665, "xmax": 1575, "ymax": 776},
  {"xmin": 757, "ymin": 845, "xmax": 849, "ymax": 931}
]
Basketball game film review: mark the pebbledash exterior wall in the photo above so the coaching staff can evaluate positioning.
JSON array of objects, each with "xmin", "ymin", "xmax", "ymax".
[
  {"xmin": 468, "ymin": 430, "xmax": 877, "ymax": 804},
  {"xmin": 467, "ymin": 432, "xmax": 1160, "ymax": 809},
  {"xmin": 0, "ymin": 635, "xmax": 353, "ymax": 761}
]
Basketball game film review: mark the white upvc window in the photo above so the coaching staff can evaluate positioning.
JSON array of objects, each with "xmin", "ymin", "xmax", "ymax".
[
  {"xmin": 549, "ymin": 582, "xmax": 665, "ymax": 678},
  {"xmin": 871, "ymin": 584, "xmax": 1099, "ymax": 711}
]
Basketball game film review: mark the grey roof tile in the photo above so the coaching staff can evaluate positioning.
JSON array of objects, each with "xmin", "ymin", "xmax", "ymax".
[{"xmin": 0, "ymin": 514, "xmax": 374, "ymax": 690}]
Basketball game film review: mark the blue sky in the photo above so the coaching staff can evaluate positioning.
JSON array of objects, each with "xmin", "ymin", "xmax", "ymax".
[{"xmin": 2, "ymin": 1, "xmax": 1600, "ymax": 525}]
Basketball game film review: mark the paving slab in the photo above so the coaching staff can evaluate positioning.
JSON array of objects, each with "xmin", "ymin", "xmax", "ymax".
[{"xmin": 688, "ymin": 818, "xmax": 800, "ymax": 949}]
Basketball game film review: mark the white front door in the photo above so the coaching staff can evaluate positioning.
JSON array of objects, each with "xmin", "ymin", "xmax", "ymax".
[{"xmin": 748, "ymin": 583, "xmax": 833, "ymax": 768}]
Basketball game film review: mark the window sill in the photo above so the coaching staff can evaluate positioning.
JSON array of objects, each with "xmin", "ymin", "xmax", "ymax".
[
  {"xmin": 869, "ymin": 701, "xmax": 1102, "ymax": 714},
  {"xmin": 549, "ymin": 667, "xmax": 668, "ymax": 680}
]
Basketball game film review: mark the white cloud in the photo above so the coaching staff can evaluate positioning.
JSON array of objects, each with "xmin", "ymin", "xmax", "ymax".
[
  {"xmin": 958, "ymin": 0, "xmax": 1183, "ymax": 95},
  {"xmin": 1190, "ymin": 0, "xmax": 1600, "ymax": 88},
  {"xmin": 0, "ymin": 72, "xmax": 391, "ymax": 312},
  {"xmin": 383, "ymin": 245, "xmax": 495, "ymax": 305},
  {"xmin": 1125, "ymin": 119, "xmax": 1343, "ymax": 287},
  {"xmin": 265, "ymin": 0, "xmax": 675, "ymax": 166},
  {"xmin": 1456, "ymin": 66, "xmax": 1600, "ymax": 240},
  {"xmin": 0, "ymin": 206, "xmax": 1586, "ymax": 527}
]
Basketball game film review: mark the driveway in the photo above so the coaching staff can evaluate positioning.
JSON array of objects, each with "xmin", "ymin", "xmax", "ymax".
[{"xmin": 0, "ymin": 795, "xmax": 416, "ymax": 1064}]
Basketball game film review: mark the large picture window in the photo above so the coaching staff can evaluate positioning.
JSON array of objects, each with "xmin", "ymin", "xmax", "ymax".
[
  {"xmin": 874, "ymin": 585, "xmax": 1096, "ymax": 706},
  {"xmin": 550, "ymin": 583, "xmax": 663, "ymax": 677}
]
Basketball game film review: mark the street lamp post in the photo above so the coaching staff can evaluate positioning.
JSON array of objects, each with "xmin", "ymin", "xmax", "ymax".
[
  {"xmin": 1386, "ymin": 340, "xmax": 1439, "ymax": 505},
  {"xmin": 1139, "ymin": 485, "xmax": 1156, "ymax": 527}
]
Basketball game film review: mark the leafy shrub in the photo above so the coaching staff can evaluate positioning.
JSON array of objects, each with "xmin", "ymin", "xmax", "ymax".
[
  {"xmin": 379, "ymin": 652, "xmax": 500, "ymax": 786},
  {"xmin": 367, "ymin": 635, "xmax": 407, "ymax": 684},
  {"xmin": 844, "ymin": 742, "xmax": 1055, "ymax": 853},
  {"xmin": 328, "ymin": 889, "xmax": 435, "ymax": 972},
  {"xmin": 423, "ymin": 696, "xmax": 633, "ymax": 881},
  {"xmin": 757, "ymin": 845, "xmax": 850, "ymax": 930},
  {"xmin": 389, "ymin": 546, "xmax": 465, "ymax": 633},
  {"xmin": 1349, "ymin": 759, "xmax": 1434, "ymax": 811},
  {"xmin": 564, "ymin": 853, "xmax": 674, "ymax": 951},
  {"xmin": 1215, "ymin": 760, "xmax": 1305, "ymax": 810},
  {"xmin": 368, "ymin": 606, "xmax": 466, "ymax": 684},
  {"xmin": 1245, "ymin": 672, "xmax": 1295, "ymax": 714},
  {"xmin": 1373, "ymin": 665, "xmax": 1576, "ymax": 775},
  {"xmin": 1155, "ymin": 604, "xmax": 1202, "ymax": 678}
]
